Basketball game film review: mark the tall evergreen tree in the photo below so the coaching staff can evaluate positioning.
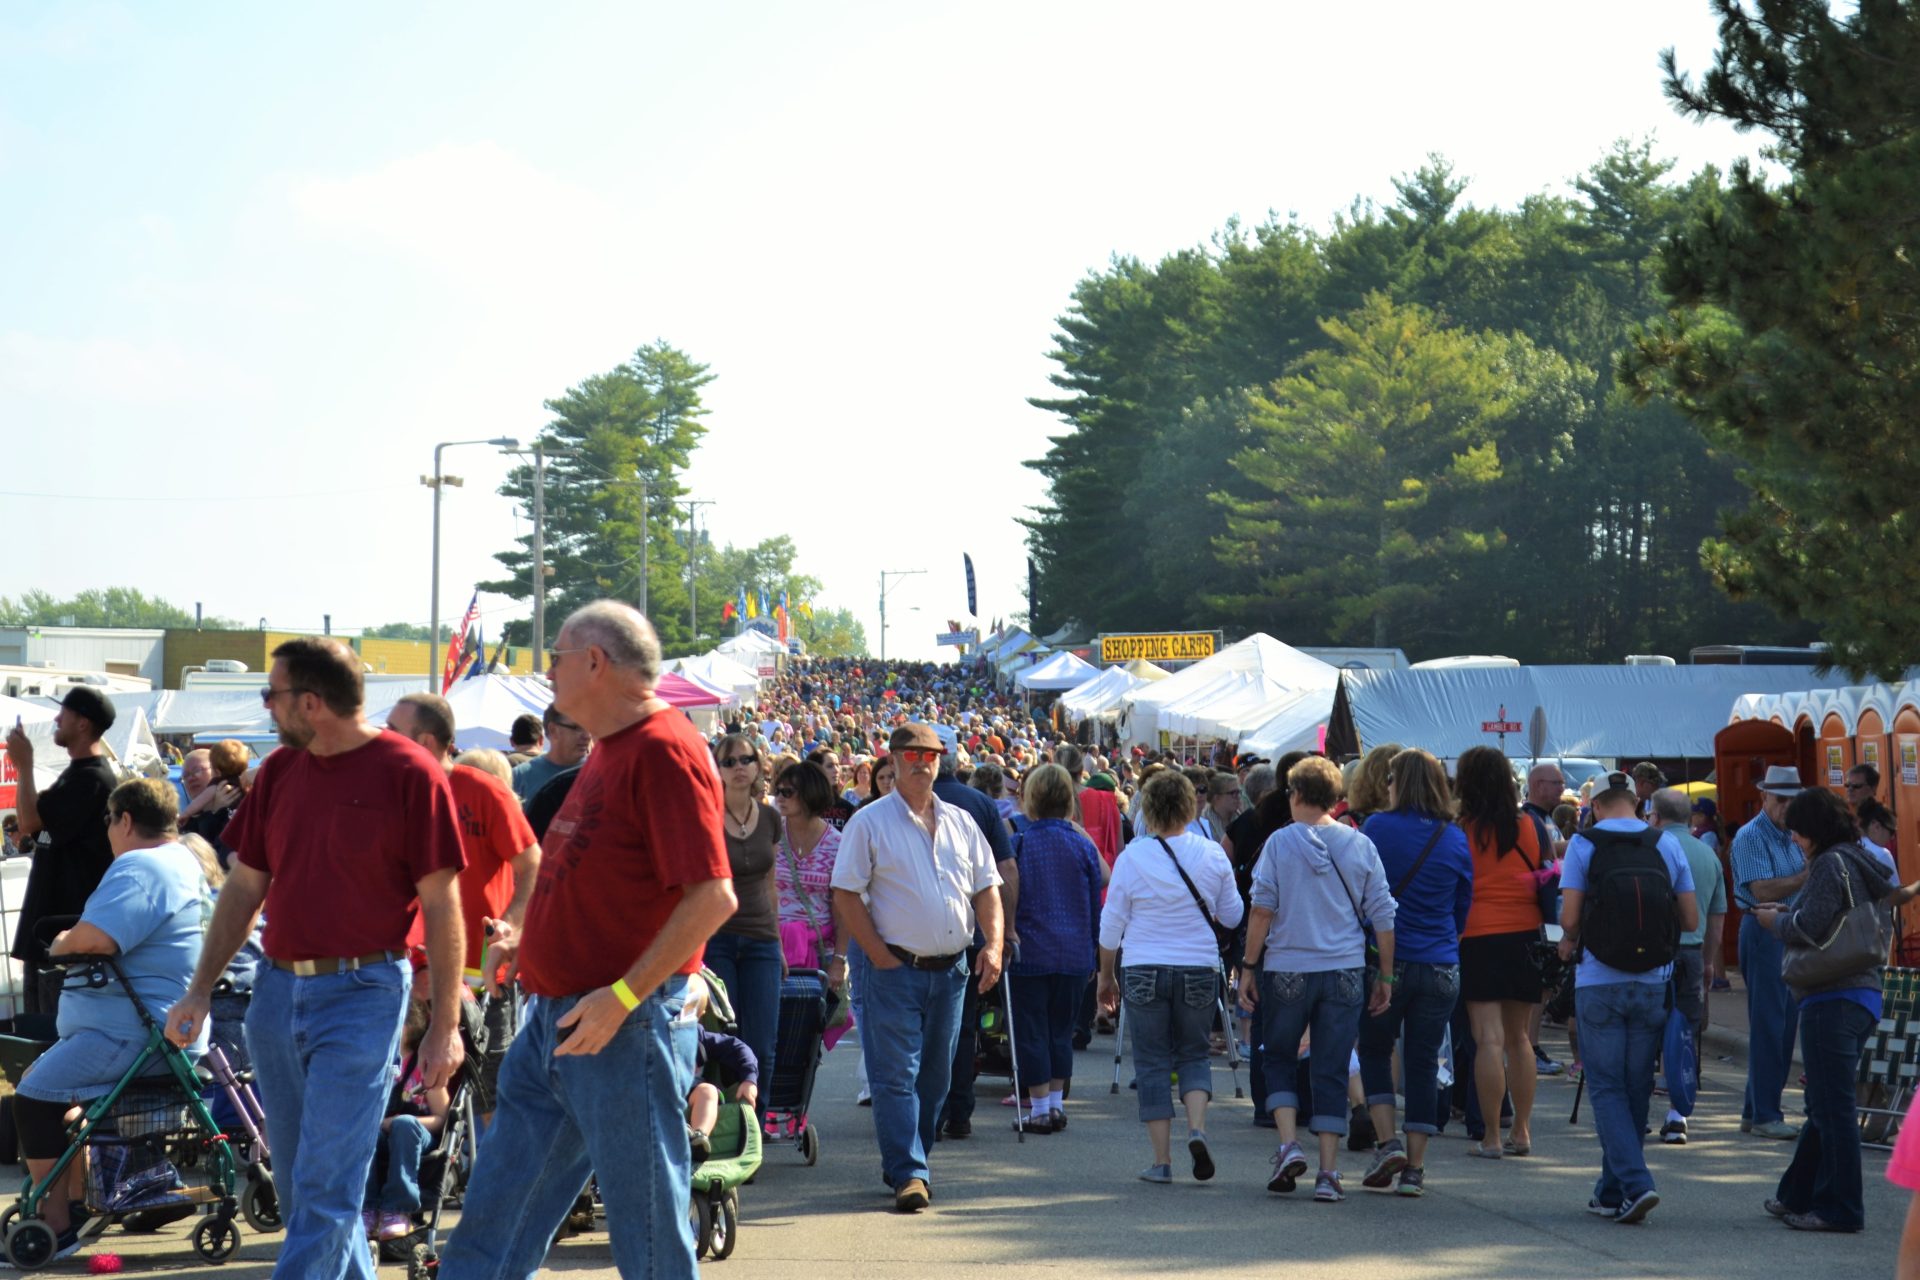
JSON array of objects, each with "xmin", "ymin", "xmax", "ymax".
[{"xmin": 1625, "ymin": 0, "xmax": 1920, "ymax": 676}]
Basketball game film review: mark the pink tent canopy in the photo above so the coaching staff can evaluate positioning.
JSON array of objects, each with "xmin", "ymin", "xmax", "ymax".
[{"xmin": 657, "ymin": 672, "xmax": 725, "ymax": 707}]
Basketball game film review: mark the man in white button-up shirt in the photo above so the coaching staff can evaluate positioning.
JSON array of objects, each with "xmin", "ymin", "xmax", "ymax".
[{"xmin": 832, "ymin": 722, "xmax": 1004, "ymax": 1214}]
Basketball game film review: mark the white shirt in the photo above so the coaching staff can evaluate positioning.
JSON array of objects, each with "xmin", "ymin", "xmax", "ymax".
[
  {"xmin": 831, "ymin": 790, "xmax": 1002, "ymax": 957},
  {"xmin": 1099, "ymin": 832, "xmax": 1244, "ymax": 968}
]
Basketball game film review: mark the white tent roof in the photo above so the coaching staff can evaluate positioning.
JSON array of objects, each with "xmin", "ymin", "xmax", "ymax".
[
  {"xmin": 442, "ymin": 675, "xmax": 556, "ymax": 751},
  {"xmin": 1015, "ymin": 651, "xmax": 1098, "ymax": 691},
  {"xmin": 983, "ymin": 629, "xmax": 1038, "ymax": 663},
  {"xmin": 672, "ymin": 652, "xmax": 762, "ymax": 703},
  {"xmin": 1239, "ymin": 689, "xmax": 1336, "ymax": 757},
  {"xmin": 1058, "ymin": 667, "xmax": 1144, "ymax": 722},
  {"xmin": 716, "ymin": 630, "xmax": 786, "ymax": 656},
  {"xmin": 1122, "ymin": 634, "xmax": 1339, "ymax": 745},
  {"xmin": 1338, "ymin": 664, "xmax": 1863, "ymax": 760}
]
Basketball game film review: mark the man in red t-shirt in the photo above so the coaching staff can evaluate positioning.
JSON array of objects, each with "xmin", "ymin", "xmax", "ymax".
[
  {"xmin": 439, "ymin": 601, "xmax": 736, "ymax": 1280},
  {"xmin": 387, "ymin": 692, "xmax": 540, "ymax": 1124},
  {"xmin": 166, "ymin": 637, "xmax": 465, "ymax": 1280}
]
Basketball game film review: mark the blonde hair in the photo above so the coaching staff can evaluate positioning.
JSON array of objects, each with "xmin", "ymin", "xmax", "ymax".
[
  {"xmin": 455, "ymin": 748, "xmax": 513, "ymax": 786},
  {"xmin": 1023, "ymin": 763, "xmax": 1077, "ymax": 822},
  {"xmin": 1139, "ymin": 769, "xmax": 1198, "ymax": 834},
  {"xmin": 1287, "ymin": 756, "xmax": 1345, "ymax": 811},
  {"xmin": 1347, "ymin": 744, "xmax": 1401, "ymax": 817},
  {"xmin": 178, "ymin": 832, "xmax": 224, "ymax": 890}
]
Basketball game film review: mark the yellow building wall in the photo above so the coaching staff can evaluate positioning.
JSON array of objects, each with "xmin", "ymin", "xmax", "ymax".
[{"xmin": 164, "ymin": 630, "xmax": 533, "ymax": 686}]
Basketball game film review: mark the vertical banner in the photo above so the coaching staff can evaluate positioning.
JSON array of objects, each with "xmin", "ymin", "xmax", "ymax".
[{"xmin": 963, "ymin": 553, "xmax": 977, "ymax": 618}]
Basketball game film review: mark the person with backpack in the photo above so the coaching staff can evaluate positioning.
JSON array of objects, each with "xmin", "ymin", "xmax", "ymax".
[{"xmin": 1555, "ymin": 770, "xmax": 1700, "ymax": 1225}]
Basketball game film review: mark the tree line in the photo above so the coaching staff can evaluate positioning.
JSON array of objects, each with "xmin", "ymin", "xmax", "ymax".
[{"xmin": 1030, "ymin": 1, "xmax": 1919, "ymax": 677}]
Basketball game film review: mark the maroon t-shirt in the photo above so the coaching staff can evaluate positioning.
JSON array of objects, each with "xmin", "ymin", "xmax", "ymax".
[
  {"xmin": 228, "ymin": 730, "xmax": 465, "ymax": 961},
  {"xmin": 517, "ymin": 708, "xmax": 731, "ymax": 998}
]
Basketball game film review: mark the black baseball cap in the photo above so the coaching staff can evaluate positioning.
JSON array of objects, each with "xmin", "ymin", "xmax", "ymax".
[{"xmin": 59, "ymin": 686, "xmax": 116, "ymax": 734}]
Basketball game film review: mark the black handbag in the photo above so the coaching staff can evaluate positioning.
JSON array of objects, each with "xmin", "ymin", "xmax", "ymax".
[{"xmin": 1154, "ymin": 837, "xmax": 1237, "ymax": 962}]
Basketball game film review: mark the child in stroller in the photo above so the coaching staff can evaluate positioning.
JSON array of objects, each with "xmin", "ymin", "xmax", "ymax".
[
  {"xmin": 689, "ymin": 1022, "xmax": 759, "ymax": 1159},
  {"xmin": 364, "ymin": 998, "xmax": 452, "ymax": 1242}
]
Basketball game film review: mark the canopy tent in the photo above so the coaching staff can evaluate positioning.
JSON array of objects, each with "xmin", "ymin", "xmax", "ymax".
[
  {"xmin": 1330, "ymin": 664, "xmax": 1862, "ymax": 761},
  {"xmin": 104, "ymin": 690, "xmax": 276, "ymax": 737},
  {"xmin": 1058, "ymin": 666, "xmax": 1145, "ymax": 723},
  {"xmin": 657, "ymin": 672, "xmax": 726, "ymax": 708},
  {"xmin": 1121, "ymin": 659, "xmax": 1172, "ymax": 681},
  {"xmin": 715, "ymin": 630, "xmax": 786, "ymax": 656},
  {"xmin": 1163, "ymin": 673, "xmax": 1320, "ymax": 743},
  {"xmin": 1014, "ymin": 651, "xmax": 1098, "ymax": 692},
  {"xmin": 440, "ymin": 675, "xmax": 556, "ymax": 752},
  {"xmin": 1157, "ymin": 671, "xmax": 1270, "ymax": 738},
  {"xmin": 982, "ymin": 629, "xmax": 1040, "ymax": 665},
  {"xmin": 671, "ymin": 652, "xmax": 761, "ymax": 704},
  {"xmin": 1238, "ymin": 689, "xmax": 1337, "ymax": 758},
  {"xmin": 1121, "ymin": 634, "xmax": 1339, "ymax": 746}
]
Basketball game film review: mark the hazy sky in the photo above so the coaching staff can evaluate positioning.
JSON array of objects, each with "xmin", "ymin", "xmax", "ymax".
[{"xmin": 0, "ymin": 2, "xmax": 1765, "ymax": 660}]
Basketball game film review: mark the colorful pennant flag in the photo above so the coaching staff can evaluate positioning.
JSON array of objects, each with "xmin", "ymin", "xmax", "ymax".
[{"xmin": 441, "ymin": 591, "xmax": 480, "ymax": 694}]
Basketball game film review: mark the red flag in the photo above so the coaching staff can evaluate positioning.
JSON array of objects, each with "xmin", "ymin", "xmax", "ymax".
[{"xmin": 442, "ymin": 591, "xmax": 480, "ymax": 693}]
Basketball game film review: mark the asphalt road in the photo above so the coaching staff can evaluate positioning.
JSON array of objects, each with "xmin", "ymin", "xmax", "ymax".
[{"xmin": 53, "ymin": 1023, "xmax": 1911, "ymax": 1277}]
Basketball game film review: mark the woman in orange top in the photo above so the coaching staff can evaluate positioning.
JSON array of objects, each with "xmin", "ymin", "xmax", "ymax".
[{"xmin": 1455, "ymin": 746, "xmax": 1545, "ymax": 1158}]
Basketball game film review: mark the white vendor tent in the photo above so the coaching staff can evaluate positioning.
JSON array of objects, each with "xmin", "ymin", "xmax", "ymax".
[
  {"xmin": 1015, "ymin": 651, "xmax": 1098, "ymax": 692},
  {"xmin": 1121, "ymin": 634, "xmax": 1339, "ymax": 746},
  {"xmin": 1330, "ymin": 664, "xmax": 1861, "ymax": 760},
  {"xmin": 672, "ymin": 652, "xmax": 762, "ymax": 705},
  {"xmin": 442, "ymin": 675, "xmax": 556, "ymax": 751},
  {"xmin": 1059, "ymin": 666, "xmax": 1145, "ymax": 723},
  {"xmin": 1238, "ymin": 689, "xmax": 1339, "ymax": 758}
]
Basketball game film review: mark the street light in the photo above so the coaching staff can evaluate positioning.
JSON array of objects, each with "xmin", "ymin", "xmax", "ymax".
[
  {"xmin": 424, "ymin": 437, "xmax": 518, "ymax": 687},
  {"xmin": 877, "ymin": 568, "xmax": 925, "ymax": 662}
]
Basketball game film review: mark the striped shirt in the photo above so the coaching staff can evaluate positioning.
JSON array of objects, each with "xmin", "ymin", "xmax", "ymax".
[{"xmin": 1729, "ymin": 812, "xmax": 1804, "ymax": 910}]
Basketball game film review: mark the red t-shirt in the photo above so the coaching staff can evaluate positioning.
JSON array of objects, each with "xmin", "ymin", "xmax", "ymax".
[
  {"xmin": 229, "ymin": 731, "xmax": 466, "ymax": 962},
  {"xmin": 516, "ymin": 708, "xmax": 731, "ymax": 998},
  {"xmin": 404, "ymin": 765, "xmax": 536, "ymax": 974}
]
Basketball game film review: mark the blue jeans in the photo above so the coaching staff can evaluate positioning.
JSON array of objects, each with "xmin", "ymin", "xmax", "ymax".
[
  {"xmin": 853, "ymin": 950, "xmax": 967, "ymax": 1189},
  {"xmin": 1740, "ymin": 915, "xmax": 1801, "ymax": 1125},
  {"xmin": 1010, "ymin": 972, "xmax": 1084, "ymax": 1091},
  {"xmin": 245, "ymin": 960, "xmax": 410, "ymax": 1280},
  {"xmin": 367, "ymin": 1115, "xmax": 432, "ymax": 1214},
  {"xmin": 438, "ymin": 978, "xmax": 698, "ymax": 1280},
  {"xmin": 1776, "ymin": 997, "xmax": 1874, "ymax": 1228},
  {"xmin": 1124, "ymin": 965, "xmax": 1216, "ymax": 1123},
  {"xmin": 1358, "ymin": 962, "xmax": 1459, "ymax": 1135},
  {"xmin": 1259, "ymin": 968, "xmax": 1364, "ymax": 1134},
  {"xmin": 1576, "ymin": 981, "xmax": 1665, "ymax": 1206},
  {"xmin": 701, "ymin": 933, "xmax": 782, "ymax": 1092}
]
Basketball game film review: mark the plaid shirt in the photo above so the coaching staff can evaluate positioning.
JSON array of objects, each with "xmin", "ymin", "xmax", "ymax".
[{"xmin": 1729, "ymin": 811, "xmax": 1804, "ymax": 910}]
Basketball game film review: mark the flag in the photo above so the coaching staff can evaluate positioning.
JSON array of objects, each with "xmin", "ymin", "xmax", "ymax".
[
  {"xmin": 1027, "ymin": 556, "xmax": 1038, "ymax": 630},
  {"xmin": 798, "ymin": 599, "xmax": 813, "ymax": 620},
  {"xmin": 486, "ymin": 631, "xmax": 509, "ymax": 674},
  {"xmin": 779, "ymin": 590, "xmax": 791, "ymax": 642},
  {"xmin": 441, "ymin": 591, "xmax": 480, "ymax": 693},
  {"xmin": 464, "ymin": 622, "xmax": 487, "ymax": 680},
  {"xmin": 721, "ymin": 600, "xmax": 737, "ymax": 623},
  {"xmin": 745, "ymin": 591, "xmax": 758, "ymax": 619},
  {"xmin": 963, "ymin": 553, "xmax": 977, "ymax": 618},
  {"xmin": 758, "ymin": 589, "xmax": 769, "ymax": 619}
]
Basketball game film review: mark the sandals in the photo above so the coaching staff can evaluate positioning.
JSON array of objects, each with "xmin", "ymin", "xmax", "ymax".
[
  {"xmin": 1502, "ymin": 1138, "xmax": 1532, "ymax": 1156},
  {"xmin": 1467, "ymin": 1144, "xmax": 1503, "ymax": 1159}
]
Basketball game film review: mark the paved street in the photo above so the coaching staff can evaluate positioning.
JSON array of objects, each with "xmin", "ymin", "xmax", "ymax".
[{"xmin": 69, "ymin": 1017, "xmax": 1906, "ymax": 1278}]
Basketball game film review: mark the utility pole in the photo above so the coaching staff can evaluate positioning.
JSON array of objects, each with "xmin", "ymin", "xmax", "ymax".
[
  {"xmin": 638, "ymin": 471, "xmax": 649, "ymax": 620},
  {"xmin": 531, "ymin": 443, "xmax": 548, "ymax": 671},
  {"xmin": 683, "ymin": 499, "xmax": 715, "ymax": 645},
  {"xmin": 878, "ymin": 568, "xmax": 926, "ymax": 662},
  {"xmin": 424, "ymin": 436, "xmax": 517, "ymax": 687}
]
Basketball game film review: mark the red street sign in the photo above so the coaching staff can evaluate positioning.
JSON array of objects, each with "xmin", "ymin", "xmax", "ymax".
[{"xmin": 1482, "ymin": 720, "xmax": 1523, "ymax": 734}]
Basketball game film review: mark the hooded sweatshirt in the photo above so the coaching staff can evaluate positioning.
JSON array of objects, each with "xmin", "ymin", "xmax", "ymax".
[{"xmin": 1250, "ymin": 820, "xmax": 1397, "ymax": 973}]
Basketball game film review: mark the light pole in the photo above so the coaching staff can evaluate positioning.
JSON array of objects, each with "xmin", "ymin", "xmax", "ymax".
[
  {"xmin": 424, "ymin": 436, "xmax": 517, "ymax": 687},
  {"xmin": 682, "ymin": 499, "xmax": 715, "ymax": 642},
  {"xmin": 877, "ymin": 568, "xmax": 925, "ymax": 662}
]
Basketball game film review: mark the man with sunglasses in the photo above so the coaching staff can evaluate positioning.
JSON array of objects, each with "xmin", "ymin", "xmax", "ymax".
[
  {"xmin": 511, "ymin": 701, "xmax": 592, "ymax": 807},
  {"xmin": 832, "ymin": 723, "xmax": 1005, "ymax": 1213}
]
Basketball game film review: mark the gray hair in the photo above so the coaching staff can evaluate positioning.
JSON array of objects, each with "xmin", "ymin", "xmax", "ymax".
[
  {"xmin": 1651, "ymin": 787, "xmax": 1692, "ymax": 825},
  {"xmin": 561, "ymin": 600, "xmax": 662, "ymax": 682},
  {"xmin": 1243, "ymin": 763, "xmax": 1278, "ymax": 805}
]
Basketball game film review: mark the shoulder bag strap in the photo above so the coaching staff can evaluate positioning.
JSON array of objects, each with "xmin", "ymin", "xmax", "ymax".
[
  {"xmin": 1391, "ymin": 821, "xmax": 1448, "ymax": 899},
  {"xmin": 1154, "ymin": 835, "xmax": 1222, "ymax": 932},
  {"xmin": 779, "ymin": 819, "xmax": 829, "ymax": 951}
]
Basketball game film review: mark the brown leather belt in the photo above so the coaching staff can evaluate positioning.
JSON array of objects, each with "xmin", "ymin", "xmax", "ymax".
[
  {"xmin": 270, "ymin": 950, "xmax": 405, "ymax": 977},
  {"xmin": 887, "ymin": 944, "xmax": 964, "ymax": 971}
]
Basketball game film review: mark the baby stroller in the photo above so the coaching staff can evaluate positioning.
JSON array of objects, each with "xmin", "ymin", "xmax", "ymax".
[
  {"xmin": 1, "ymin": 954, "xmax": 242, "ymax": 1269},
  {"xmin": 383, "ymin": 990, "xmax": 490, "ymax": 1280},
  {"xmin": 762, "ymin": 969, "xmax": 829, "ymax": 1165},
  {"xmin": 689, "ymin": 971, "xmax": 762, "ymax": 1262}
]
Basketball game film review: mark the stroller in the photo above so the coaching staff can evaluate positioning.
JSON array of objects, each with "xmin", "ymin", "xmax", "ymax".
[
  {"xmin": 688, "ymin": 969, "xmax": 762, "ymax": 1262},
  {"xmin": 1, "ymin": 954, "xmax": 243, "ymax": 1269},
  {"xmin": 382, "ymin": 990, "xmax": 490, "ymax": 1280},
  {"xmin": 761, "ymin": 969, "xmax": 829, "ymax": 1165}
]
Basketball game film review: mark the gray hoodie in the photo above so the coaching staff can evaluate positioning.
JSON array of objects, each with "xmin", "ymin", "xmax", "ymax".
[{"xmin": 1250, "ymin": 820, "xmax": 1397, "ymax": 973}]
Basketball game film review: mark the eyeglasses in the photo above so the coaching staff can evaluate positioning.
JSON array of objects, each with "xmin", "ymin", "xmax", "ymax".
[
  {"xmin": 719, "ymin": 755, "xmax": 758, "ymax": 769},
  {"xmin": 260, "ymin": 685, "xmax": 313, "ymax": 705},
  {"xmin": 897, "ymin": 748, "xmax": 941, "ymax": 763},
  {"xmin": 774, "ymin": 786, "xmax": 797, "ymax": 798},
  {"xmin": 1845, "ymin": 781, "xmax": 1872, "ymax": 791},
  {"xmin": 547, "ymin": 646, "xmax": 590, "ymax": 670}
]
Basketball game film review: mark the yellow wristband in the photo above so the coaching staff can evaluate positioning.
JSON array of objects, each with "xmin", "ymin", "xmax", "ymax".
[{"xmin": 610, "ymin": 978, "xmax": 641, "ymax": 1012}]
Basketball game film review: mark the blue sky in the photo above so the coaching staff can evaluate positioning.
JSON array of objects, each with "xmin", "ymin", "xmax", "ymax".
[{"xmin": 0, "ymin": 2, "xmax": 1763, "ymax": 659}]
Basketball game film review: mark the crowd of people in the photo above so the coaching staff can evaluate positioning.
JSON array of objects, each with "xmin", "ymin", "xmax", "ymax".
[{"xmin": 7, "ymin": 630, "xmax": 1920, "ymax": 1274}]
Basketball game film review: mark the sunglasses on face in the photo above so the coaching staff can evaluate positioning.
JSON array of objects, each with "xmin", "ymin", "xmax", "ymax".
[
  {"xmin": 774, "ymin": 786, "xmax": 797, "ymax": 798},
  {"xmin": 719, "ymin": 755, "xmax": 758, "ymax": 768},
  {"xmin": 897, "ymin": 748, "xmax": 941, "ymax": 764}
]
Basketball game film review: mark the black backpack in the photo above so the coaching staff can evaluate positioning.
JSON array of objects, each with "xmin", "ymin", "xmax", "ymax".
[{"xmin": 1578, "ymin": 826, "xmax": 1680, "ymax": 973}]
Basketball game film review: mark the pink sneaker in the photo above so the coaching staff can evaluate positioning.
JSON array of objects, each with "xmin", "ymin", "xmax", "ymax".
[{"xmin": 378, "ymin": 1211, "xmax": 413, "ymax": 1241}]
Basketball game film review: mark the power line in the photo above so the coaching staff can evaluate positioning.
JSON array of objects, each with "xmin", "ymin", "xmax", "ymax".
[{"xmin": 0, "ymin": 484, "xmax": 417, "ymax": 503}]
